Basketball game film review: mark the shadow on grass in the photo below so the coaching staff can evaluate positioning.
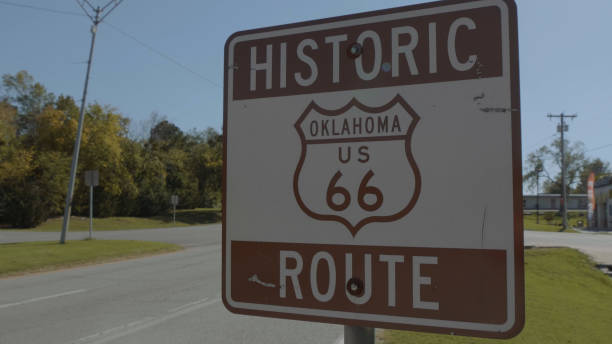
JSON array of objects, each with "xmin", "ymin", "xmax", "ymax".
[
  {"xmin": 153, "ymin": 209, "xmax": 221, "ymax": 225},
  {"xmin": 0, "ymin": 241, "xmax": 58, "ymax": 247},
  {"xmin": 0, "ymin": 209, "xmax": 222, "ymax": 231}
]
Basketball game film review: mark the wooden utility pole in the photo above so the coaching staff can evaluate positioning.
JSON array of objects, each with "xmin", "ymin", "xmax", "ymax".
[{"xmin": 547, "ymin": 113, "xmax": 577, "ymax": 230}]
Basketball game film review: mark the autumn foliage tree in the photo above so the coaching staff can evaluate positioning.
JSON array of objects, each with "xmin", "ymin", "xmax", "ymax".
[{"xmin": 0, "ymin": 71, "xmax": 222, "ymax": 227}]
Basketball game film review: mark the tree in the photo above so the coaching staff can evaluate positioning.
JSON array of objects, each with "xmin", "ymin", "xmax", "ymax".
[
  {"xmin": 127, "ymin": 111, "xmax": 166, "ymax": 140},
  {"xmin": 0, "ymin": 149, "xmax": 70, "ymax": 227},
  {"xmin": 2, "ymin": 71, "xmax": 55, "ymax": 136},
  {"xmin": 161, "ymin": 147, "xmax": 199, "ymax": 209},
  {"xmin": 0, "ymin": 100, "xmax": 17, "ymax": 147},
  {"xmin": 575, "ymin": 158, "xmax": 611, "ymax": 193},
  {"xmin": 56, "ymin": 95, "xmax": 80, "ymax": 121},
  {"xmin": 33, "ymin": 105, "xmax": 78, "ymax": 153},
  {"xmin": 187, "ymin": 128, "xmax": 223, "ymax": 207},
  {"xmin": 524, "ymin": 138, "xmax": 610, "ymax": 194},
  {"xmin": 135, "ymin": 149, "xmax": 169, "ymax": 216},
  {"xmin": 0, "ymin": 70, "xmax": 226, "ymax": 226},
  {"xmin": 0, "ymin": 93, "xmax": 78, "ymax": 226},
  {"xmin": 149, "ymin": 120, "xmax": 185, "ymax": 149},
  {"xmin": 72, "ymin": 103, "xmax": 137, "ymax": 217}
]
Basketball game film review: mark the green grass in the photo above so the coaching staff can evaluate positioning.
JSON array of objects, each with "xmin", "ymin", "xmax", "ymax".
[
  {"xmin": 523, "ymin": 212, "xmax": 585, "ymax": 232},
  {"xmin": 6, "ymin": 208, "xmax": 221, "ymax": 231},
  {"xmin": 0, "ymin": 240, "xmax": 182, "ymax": 277},
  {"xmin": 383, "ymin": 248, "xmax": 612, "ymax": 344}
]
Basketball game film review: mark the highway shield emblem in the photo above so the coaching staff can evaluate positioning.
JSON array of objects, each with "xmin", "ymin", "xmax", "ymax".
[{"xmin": 293, "ymin": 95, "xmax": 421, "ymax": 236}]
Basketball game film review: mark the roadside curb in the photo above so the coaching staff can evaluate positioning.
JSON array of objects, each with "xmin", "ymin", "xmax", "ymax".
[{"xmin": 571, "ymin": 227, "xmax": 612, "ymax": 234}]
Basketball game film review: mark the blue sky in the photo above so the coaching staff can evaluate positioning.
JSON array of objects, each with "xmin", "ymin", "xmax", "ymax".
[{"xmin": 1, "ymin": 0, "xmax": 611, "ymax": 186}]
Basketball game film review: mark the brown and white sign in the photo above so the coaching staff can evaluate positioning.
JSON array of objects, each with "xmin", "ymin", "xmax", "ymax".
[{"xmin": 223, "ymin": 0, "xmax": 523, "ymax": 338}]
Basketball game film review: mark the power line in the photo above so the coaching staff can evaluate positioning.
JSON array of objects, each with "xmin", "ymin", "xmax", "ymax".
[
  {"xmin": 103, "ymin": 22, "xmax": 220, "ymax": 87},
  {"xmin": 76, "ymin": 0, "xmax": 95, "ymax": 21},
  {"xmin": 586, "ymin": 143, "xmax": 612, "ymax": 152},
  {"xmin": 0, "ymin": 0, "xmax": 84, "ymax": 17},
  {"xmin": 0, "ymin": 0, "xmax": 218, "ymax": 87}
]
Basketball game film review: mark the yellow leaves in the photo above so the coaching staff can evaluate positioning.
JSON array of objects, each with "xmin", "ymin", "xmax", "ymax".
[
  {"xmin": 34, "ymin": 107, "xmax": 77, "ymax": 152},
  {"xmin": 0, "ymin": 148, "xmax": 35, "ymax": 183},
  {"xmin": 0, "ymin": 101, "xmax": 17, "ymax": 145},
  {"xmin": 73, "ymin": 105, "xmax": 134, "ymax": 200}
]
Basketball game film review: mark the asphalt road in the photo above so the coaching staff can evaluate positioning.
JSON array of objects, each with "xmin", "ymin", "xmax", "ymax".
[
  {"xmin": 524, "ymin": 230, "xmax": 612, "ymax": 265},
  {"xmin": 2, "ymin": 226, "xmax": 610, "ymax": 264},
  {"xmin": 1, "ymin": 226, "xmax": 611, "ymax": 344},
  {"xmin": 0, "ymin": 225, "xmax": 343, "ymax": 344}
]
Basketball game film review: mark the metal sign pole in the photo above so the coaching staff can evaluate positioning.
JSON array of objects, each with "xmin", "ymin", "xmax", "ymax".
[
  {"xmin": 89, "ymin": 184, "xmax": 93, "ymax": 239},
  {"xmin": 170, "ymin": 195, "xmax": 178, "ymax": 224},
  {"xmin": 60, "ymin": 9, "xmax": 100, "ymax": 244},
  {"xmin": 344, "ymin": 326, "xmax": 374, "ymax": 344},
  {"xmin": 60, "ymin": 1, "xmax": 124, "ymax": 244}
]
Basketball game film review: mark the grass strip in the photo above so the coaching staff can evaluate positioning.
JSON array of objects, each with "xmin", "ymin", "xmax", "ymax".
[
  {"xmin": 0, "ymin": 240, "xmax": 182, "ymax": 277},
  {"xmin": 13, "ymin": 208, "xmax": 221, "ymax": 231},
  {"xmin": 382, "ymin": 248, "xmax": 612, "ymax": 343},
  {"xmin": 523, "ymin": 212, "xmax": 585, "ymax": 232}
]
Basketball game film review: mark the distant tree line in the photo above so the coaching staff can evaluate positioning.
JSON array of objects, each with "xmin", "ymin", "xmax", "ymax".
[
  {"xmin": 523, "ymin": 138, "xmax": 610, "ymax": 195},
  {"xmin": 0, "ymin": 71, "xmax": 222, "ymax": 228}
]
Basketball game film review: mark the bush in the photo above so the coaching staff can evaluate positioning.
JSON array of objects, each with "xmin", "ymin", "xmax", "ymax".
[{"xmin": 544, "ymin": 212, "xmax": 554, "ymax": 224}]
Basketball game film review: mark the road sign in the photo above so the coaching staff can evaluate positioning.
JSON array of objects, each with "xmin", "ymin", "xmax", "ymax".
[
  {"xmin": 223, "ymin": 0, "xmax": 523, "ymax": 338},
  {"xmin": 171, "ymin": 195, "xmax": 179, "ymax": 206},
  {"xmin": 84, "ymin": 170, "xmax": 99, "ymax": 187}
]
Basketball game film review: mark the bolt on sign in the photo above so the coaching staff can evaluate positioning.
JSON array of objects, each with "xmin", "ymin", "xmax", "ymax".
[{"xmin": 223, "ymin": 0, "xmax": 523, "ymax": 338}]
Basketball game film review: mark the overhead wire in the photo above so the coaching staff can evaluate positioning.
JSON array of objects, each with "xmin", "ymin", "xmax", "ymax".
[
  {"xmin": 98, "ymin": 0, "xmax": 125, "ymax": 23},
  {"xmin": 0, "ymin": 0, "xmax": 219, "ymax": 87},
  {"xmin": 0, "ymin": 0, "xmax": 83, "ymax": 16},
  {"xmin": 103, "ymin": 21, "xmax": 220, "ymax": 87},
  {"xmin": 586, "ymin": 143, "xmax": 612, "ymax": 153},
  {"xmin": 75, "ymin": 0, "xmax": 94, "ymax": 21},
  {"xmin": 83, "ymin": 0, "xmax": 96, "ymax": 12},
  {"xmin": 100, "ymin": 0, "xmax": 119, "ymax": 12}
]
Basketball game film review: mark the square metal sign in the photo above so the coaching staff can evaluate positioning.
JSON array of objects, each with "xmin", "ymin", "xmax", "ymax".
[
  {"xmin": 223, "ymin": 0, "xmax": 523, "ymax": 338},
  {"xmin": 84, "ymin": 170, "xmax": 99, "ymax": 187}
]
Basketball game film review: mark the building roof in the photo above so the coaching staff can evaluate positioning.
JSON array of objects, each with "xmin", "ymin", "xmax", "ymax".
[{"xmin": 595, "ymin": 175, "xmax": 612, "ymax": 188}]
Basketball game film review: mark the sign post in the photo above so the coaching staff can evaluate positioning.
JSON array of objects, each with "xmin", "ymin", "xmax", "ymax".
[
  {"xmin": 171, "ymin": 195, "xmax": 179, "ymax": 224},
  {"xmin": 223, "ymin": 0, "xmax": 523, "ymax": 339},
  {"xmin": 84, "ymin": 170, "xmax": 99, "ymax": 239},
  {"xmin": 345, "ymin": 326, "xmax": 374, "ymax": 344}
]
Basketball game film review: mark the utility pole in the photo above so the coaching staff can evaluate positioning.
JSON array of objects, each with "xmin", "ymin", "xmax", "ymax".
[
  {"xmin": 60, "ymin": 0, "xmax": 124, "ymax": 244},
  {"xmin": 536, "ymin": 164, "xmax": 542, "ymax": 224},
  {"xmin": 547, "ymin": 113, "xmax": 577, "ymax": 231}
]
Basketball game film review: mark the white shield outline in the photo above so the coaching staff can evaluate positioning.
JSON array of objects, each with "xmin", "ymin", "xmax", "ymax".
[{"xmin": 293, "ymin": 94, "xmax": 421, "ymax": 236}]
